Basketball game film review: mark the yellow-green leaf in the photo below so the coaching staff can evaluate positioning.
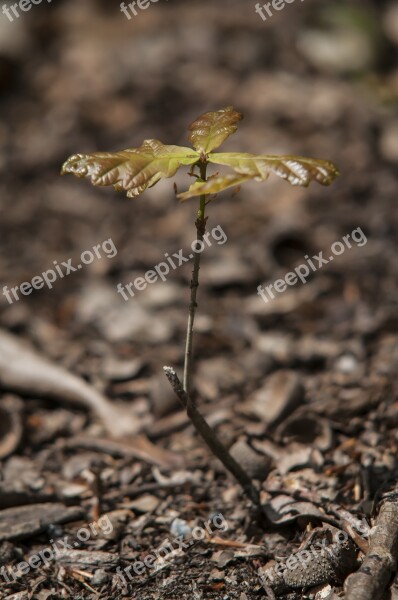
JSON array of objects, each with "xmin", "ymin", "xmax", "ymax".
[
  {"xmin": 61, "ymin": 140, "xmax": 200, "ymax": 198},
  {"xmin": 178, "ymin": 173, "xmax": 251, "ymax": 201},
  {"xmin": 188, "ymin": 106, "xmax": 243, "ymax": 154},
  {"xmin": 208, "ymin": 152, "xmax": 339, "ymax": 187}
]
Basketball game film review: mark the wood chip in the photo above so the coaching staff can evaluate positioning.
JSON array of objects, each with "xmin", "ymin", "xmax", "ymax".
[{"xmin": 0, "ymin": 503, "xmax": 85, "ymax": 541}]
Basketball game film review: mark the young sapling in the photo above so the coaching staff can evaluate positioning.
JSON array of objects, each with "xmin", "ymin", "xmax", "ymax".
[{"xmin": 62, "ymin": 106, "xmax": 339, "ymax": 506}]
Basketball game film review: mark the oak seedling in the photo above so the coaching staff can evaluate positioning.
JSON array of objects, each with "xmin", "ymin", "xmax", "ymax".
[{"xmin": 62, "ymin": 106, "xmax": 339, "ymax": 505}]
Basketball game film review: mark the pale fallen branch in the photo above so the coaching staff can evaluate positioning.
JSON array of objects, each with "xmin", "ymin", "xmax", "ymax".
[
  {"xmin": 0, "ymin": 330, "xmax": 139, "ymax": 438},
  {"xmin": 0, "ymin": 395, "xmax": 23, "ymax": 458}
]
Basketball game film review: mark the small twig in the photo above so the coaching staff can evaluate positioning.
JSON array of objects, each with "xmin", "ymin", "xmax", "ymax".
[
  {"xmin": 163, "ymin": 366, "xmax": 260, "ymax": 507},
  {"xmin": 344, "ymin": 481, "xmax": 398, "ymax": 600},
  {"xmin": 83, "ymin": 467, "xmax": 102, "ymax": 522}
]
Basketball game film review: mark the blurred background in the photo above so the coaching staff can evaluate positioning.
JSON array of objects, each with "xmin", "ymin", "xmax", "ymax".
[
  {"xmin": 0, "ymin": 0, "xmax": 398, "ymax": 424},
  {"xmin": 2, "ymin": 2, "xmax": 398, "ymax": 597}
]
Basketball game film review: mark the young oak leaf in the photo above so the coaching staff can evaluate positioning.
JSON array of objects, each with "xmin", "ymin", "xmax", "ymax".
[
  {"xmin": 188, "ymin": 106, "xmax": 243, "ymax": 155},
  {"xmin": 177, "ymin": 173, "xmax": 252, "ymax": 201},
  {"xmin": 61, "ymin": 108, "xmax": 339, "ymax": 201},
  {"xmin": 61, "ymin": 139, "xmax": 200, "ymax": 198},
  {"xmin": 208, "ymin": 152, "xmax": 339, "ymax": 187}
]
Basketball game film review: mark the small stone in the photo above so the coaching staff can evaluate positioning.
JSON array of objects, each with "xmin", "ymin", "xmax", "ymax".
[
  {"xmin": 92, "ymin": 569, "xmax": 109, "ymax": 586},
  {"xmin": 334, "ymin": 354, "xmax": 359, "ymax": 374},
  {"xmin": 170, "ymin": 518, "xmax": 192, "ymax": 539}
]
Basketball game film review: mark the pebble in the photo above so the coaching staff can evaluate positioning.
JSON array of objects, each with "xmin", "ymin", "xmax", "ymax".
[
  {"xmin": 91, "ymin": 569, "xmax": 109, "ymax": 586},
  {"xmin": 170, "ymin": 518, "xmax": 192, "ymax": 539}
]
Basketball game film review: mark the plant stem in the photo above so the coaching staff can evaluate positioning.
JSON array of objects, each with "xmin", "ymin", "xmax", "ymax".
[
  {"xmin": 183, "ymin": 162, "xmax": 207, "ymax": 394},
  {"xmin": 163, "ymin": 366, "xmax": 261, "ymax": 507},
  {"xmin": 165, "ymin": 160, "xmax": 261, "ymax": 509}
]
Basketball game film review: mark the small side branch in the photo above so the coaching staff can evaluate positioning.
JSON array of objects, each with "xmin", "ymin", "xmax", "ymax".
[
  {"xmin": 163, "ymin": 366, "xmax": 260, "ymax": 507},
  {"xmin": 344, "ymin": 482, "xmax": 398, "ymax": 600}
]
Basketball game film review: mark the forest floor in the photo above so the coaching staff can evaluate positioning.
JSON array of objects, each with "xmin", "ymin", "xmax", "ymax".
[{"xmin": 1, "ymin": 1, "xmax": 398, "ymax": 598}]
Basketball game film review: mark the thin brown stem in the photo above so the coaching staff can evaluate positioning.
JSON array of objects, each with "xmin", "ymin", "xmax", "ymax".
[{"xmin": 183, "ymin": 162, "xmax": 207, "ymax": 394}]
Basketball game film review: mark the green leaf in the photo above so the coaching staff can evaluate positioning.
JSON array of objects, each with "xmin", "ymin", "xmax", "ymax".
[
  {"xmin": 61, "ymin": 140, "xmax": 200, "ymax": 198},
  {"xmin": 188, "ymin": 106, "xmax": 243, "ymax": 154},
  {"xmin": 177, "ymin": 173, "xmax": 251, "ymax": 201},
  {"xmin": 208, "ymin": 152, "xmax": 339, "ymax": 187}
]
